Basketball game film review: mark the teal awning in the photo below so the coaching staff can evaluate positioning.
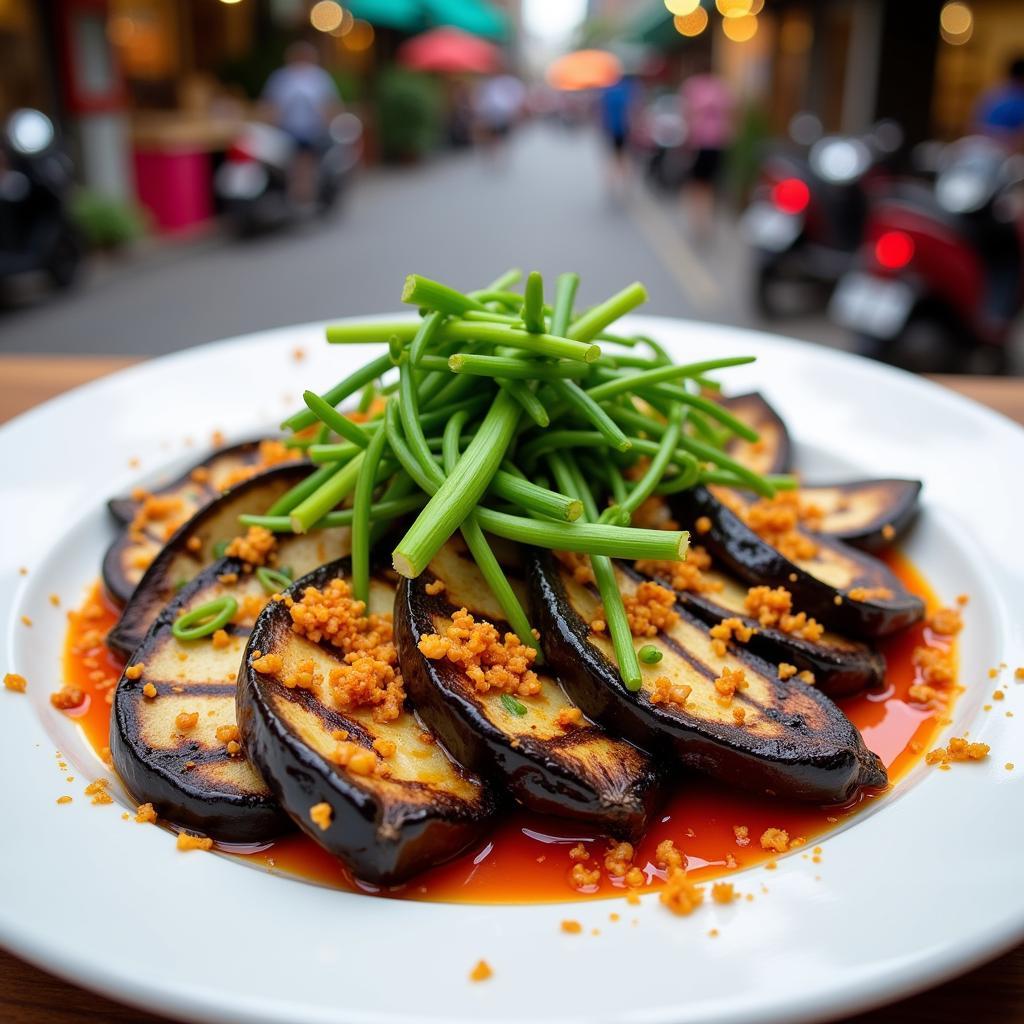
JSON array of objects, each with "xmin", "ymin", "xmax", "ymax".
[
  {"xmin": 420, "ymin": 0, "xmax": 507, "ymax": 40},
  {"xmin": 347, "ymin": 0, "xmax": 507, "ymax": 38},
  {"xmin": 346, "ymin": 0, "xmax": 423, "ymax": 30}
]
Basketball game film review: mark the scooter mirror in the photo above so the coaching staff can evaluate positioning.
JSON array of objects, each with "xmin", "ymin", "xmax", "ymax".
[
  {"xmin": 7, "ymin": 109, "xmax": 54, "ymax": 156},
  {"xmin": 788, "ymin": 112, "xmax": 822, "ymax": 147}
]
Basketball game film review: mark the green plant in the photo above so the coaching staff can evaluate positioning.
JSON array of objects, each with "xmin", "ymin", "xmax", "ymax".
[
  {"xmin": 69, "ymin": 191, "xmax": 149, "ymax": 249},
  {"xmin": 375, "ymin": 67, "xmax": 442, "ymax": 162}
]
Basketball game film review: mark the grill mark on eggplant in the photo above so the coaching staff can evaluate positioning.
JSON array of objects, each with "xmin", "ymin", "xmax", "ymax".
[
  {"xmin": 102, "ymin": 440, "xmax": 292, "ymax": 606},
  {"xmin": 107, "ymin": 465, "xmax": 349, "ymax": 655},
  {"xmin": 110, "ymin": 559, "xmax": 291, "ymax": 844},
  {"xmin": 673, "ymin": 485, "xmax": 924, "ymax": 639},
  {"xmin": 396, "ymin": 539, "xmax": 662, "ymax": 839},
  {"xmin": 238, "ymin": 557, "xmax": 495, "ymax": 885},
  {"xmin": 527, "ymin": 550, "xmax": 888, "ymax": 804},
  {"xmin": 719, "ymin": 392, "xmax": 792, "ymax": 476}
]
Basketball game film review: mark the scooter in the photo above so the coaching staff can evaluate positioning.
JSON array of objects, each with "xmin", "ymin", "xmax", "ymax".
[
  {"xmin": 215, "ymin": 113, "xmax": 362, "ymax": 237},
  {"xmin": 0, "ymin": 109, "xmax": 81, "ymax": 289},
  {"xmin": 829, "ymin": 136, "xmax": 1024, "ymax": 373},
  {"xmin": 742, "ymin": 120, "xmax": 902, "ymax": 318}
]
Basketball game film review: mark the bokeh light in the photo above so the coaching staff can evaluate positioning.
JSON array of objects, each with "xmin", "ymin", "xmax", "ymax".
[
  {"xmin": 716, "ymin": 0, "xmax": 751, "ymax": 15},
  {"xmin": 673, "ymin": 8, "xmax": 708, "ymax": 36},
  {"xmin": 342, "ymin": 18, "xmax": 375, "ymax": 51},
  {"xmin": 939, "ymin": 2, "xmax": 973, "ymax": 44},
  {"xmin": 330, "ymin": 7, "xmax": 355, "ymax": 36},
  {"xmin": 310, "ymin": 0, "xmax": 344, "ymax": 33},
  {"xmin": 722, "ymin": 13, "xmax": 758, "ymax": 41},
  {"xmin": 664, "ymin": 0, "xmax": 701, "ymax": 14}
]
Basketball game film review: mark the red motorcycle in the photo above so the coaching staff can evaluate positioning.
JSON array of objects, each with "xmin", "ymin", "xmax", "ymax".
[{"xmin": 830, "ymin": 137, "xmax": 1024, "ymax": 373}]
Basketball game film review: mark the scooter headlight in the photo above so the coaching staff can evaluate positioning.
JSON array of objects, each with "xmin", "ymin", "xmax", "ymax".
[
  {"xmin": 809, "ymin": 137, "xmax": 871, "ymax": 184},
  {"xmin": 7, "ymin": 109, "xmax": 54, "ymax": 156}
]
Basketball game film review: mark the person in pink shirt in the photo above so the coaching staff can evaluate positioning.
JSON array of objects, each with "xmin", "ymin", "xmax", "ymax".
[{"xmin": 681, "ymin": 66, "xmax": 735, "ymax": 239}]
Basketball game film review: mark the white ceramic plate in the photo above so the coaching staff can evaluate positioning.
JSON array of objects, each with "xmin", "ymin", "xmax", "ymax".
[{"xmin": 2, "ymin": 317, "xmax": 1023, "ymax": 1024}]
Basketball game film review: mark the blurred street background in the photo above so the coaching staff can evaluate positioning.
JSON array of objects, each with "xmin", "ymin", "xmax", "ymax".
[{"xmin": 1, "ymin": 0, "xmax": 1024, "ymax": 371}]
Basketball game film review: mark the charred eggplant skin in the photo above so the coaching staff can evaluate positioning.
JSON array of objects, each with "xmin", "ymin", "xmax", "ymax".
[
  {"xmin": 675, "ymin": 588, "xmax": 885, "ymax": 698},
  {"xmin": 526, "ymin": 551, "xmax": 887, "ymax": 804},
  {"xmin": 395, "ymin": 573, "xmax": 662, "ymax": 839},
  {"xmin": 239, "ymin": 558, "xmax": 495, "ymax": 886},
  {"xmin": 107, "ymin": 464, "xmax": 309, "ymax": 655},
  {"xmin": 674, "ymin": 486, "xmax": 924, "ymax": 639},
  {"xmin": 799, "ymin": 478, "xmax": 922, "ymax": 550},
  {"xmin": 110, "ymin": 562, "xmax": 292, "ymax": 843}
]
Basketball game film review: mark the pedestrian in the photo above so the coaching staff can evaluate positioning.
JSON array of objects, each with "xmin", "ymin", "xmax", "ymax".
[
  {"xmin": 599, "ymin": 75, "xmax": 637, "ymax": 195},
  {"xmin": 474, "ymin": 75, "xmax": 525, "ymax": 163},
  {"xmin": 974, "ymin": 55, "xmax": 1024, "ymax": 149},
  {"xmin": 680, "ymin": 60, "xmax": 735, "ymax": 241},
  {"xmin": 261, "ymin": 41, "xmax": 342, "ymax": 202}
]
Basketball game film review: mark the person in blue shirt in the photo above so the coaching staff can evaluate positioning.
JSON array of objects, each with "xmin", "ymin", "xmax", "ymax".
[
  {"xmin": 975, "ymin": 56, "xmax": 1024, "ymax": 148},
  {"xmin": 599, "ymin": 76, "xmax": 636, "ymax": 192}
]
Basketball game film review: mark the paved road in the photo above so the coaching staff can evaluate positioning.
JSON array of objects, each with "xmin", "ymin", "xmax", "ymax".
[{"xmin": 2, "ymin": 121, "xmax": 1013, "ymax": 366}]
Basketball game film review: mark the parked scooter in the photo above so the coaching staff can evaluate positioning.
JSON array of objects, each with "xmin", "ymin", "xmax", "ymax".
[
  {"xmin": 830, "ymin": 136, "xmax": 1024, "ymax": 373},
  {"xmin": 0, "ymin": 109, "xmax": 81, "ymax": 289},
  {"xmin": 215, "ymin": 113, "xmax": 363, "ymax": 236},
  {"xmin": 742, "ymin": 119, "xmax": 902, "ymax": 317}
]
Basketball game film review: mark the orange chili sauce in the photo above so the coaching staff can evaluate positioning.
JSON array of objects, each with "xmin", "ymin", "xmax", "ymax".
[{"xmin": 64, "ymin": 550, "xmax": 949, "ymax": 904}]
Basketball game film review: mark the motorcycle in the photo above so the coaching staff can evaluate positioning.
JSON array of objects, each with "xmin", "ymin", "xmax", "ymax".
[
  {"xmin": 830, "ymin": 136, "xmax": 1024, "ymax": 373},
  {"xmin": 0, "ymin": 108, "xmax": 81, "ymax": 290},
  {"xmin": 742, "ymin": 120, "xmax": 902, "ymax": 318},
  {"xmin": 214, "ymin": 113, "xmax": 363, "ymax": 236}
]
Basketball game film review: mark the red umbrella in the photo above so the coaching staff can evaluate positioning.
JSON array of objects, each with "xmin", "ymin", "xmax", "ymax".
[{"xmin": 397, "ymin": 26, "xmax": 502, "ymax": 74}]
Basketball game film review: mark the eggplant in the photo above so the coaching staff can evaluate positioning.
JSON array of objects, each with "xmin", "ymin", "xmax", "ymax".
[
  {"xmin": 103, "ymin": 440, "xmax": 299, "ymax": 605},
  {"xmin": 239, "ymin": 559, "xmax": 495, "ymax": 886},
  {"xmin": 719, "ymin": 392, "xmax": 792, "ymax": 475},
  {"xmin": 527, "ymin": 552, "xmax": 887, "ymax": 804},
  {"xmin": 674, "ymin": 486, "xmax": 924, "ymax": 639},
  {"xmin": 107, "ymin": 465, "xmax": 348, "ymax": 656},
  {"xmin": 639, "ymin": 563, "xmax": 885, "ymax": 698},
  {"xmin": 110, "ymin": 560, "xmax": 292, "ymax": 843},
  {"xmin": 795, "ymin": 479, "xmax": 921, "ymax": 550},
  {"xmin": 395, "ymin": 538, "xmax": 661, "ymax": 839}
]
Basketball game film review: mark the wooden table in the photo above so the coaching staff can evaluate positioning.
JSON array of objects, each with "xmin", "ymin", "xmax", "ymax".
[{"xmin": 2, "ymin": 355, "xmax": 1022, "ymax": 1024}]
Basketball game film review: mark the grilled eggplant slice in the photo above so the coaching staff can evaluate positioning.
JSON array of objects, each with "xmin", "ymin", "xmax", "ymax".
[
  {"xmin": 111, "ymin": 561, "xmax": 292, "ymax": 843},
  {"xmin": 395, "ymin": 538, "xmax": 661, "ymax": 839},
  {"xmin": 239, "ymin": 559, "xmax": 495, "ymax": 885},
  {"xmin": 103, "ymin": 440, "xmax": 300, "ymax": 605},
  {"xmin": 719, "ymin": 392, "xmax": 792, "ymax": 476},
  {"xmin": 674, "ymin": 486, "xmax": 924, "ymax": 639},
  {"xmin": 796, "ymin": 479, "xmax": 921, "ymax": 550},
  {"xmin": 638, "ymin": 563, "xmax": 884, "ymax": 697},
  {"xmin": 528, "ymin": 553, "xmax": 887, "ymax": 803},
  {"xmin": 107, "ymin": 465, "xmax": 335, "ymax": 655}
]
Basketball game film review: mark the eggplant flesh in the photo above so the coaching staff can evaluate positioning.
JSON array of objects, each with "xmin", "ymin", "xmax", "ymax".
[
  {"xmin": 719, "ymin": 392, "xmax": 792, "ymax": 476},
  {"xmin": 674, "ymin": 486, "xmax": 924, "ymax": 639},
  {"xmin": 110, "ymin": 562, "xmax": 292, "ymax": 843},
  {"xmin": 641, "ymin": 563, "xmax": 885, "ymax": 698},
  {"xmin": 395, "ymin": 538, "xmax": 661, "ymax": 839},
  {"xmin": 107, "ymin": 465, "xmax": 349, "ymax": 656},
  {"xmin": 527, "ymin": 552, "xmax": 887, "ymax": 804},
  {"xmin": 796, "ymin": 479, "xmax": 921, "ymax": 550},
  {"xmin": 103, "ymin": 440, "xmax": 299, "ymax": 605},
  {"xmin": 239, "ymin": 559, "xmax": 495, "ymax": 886}
]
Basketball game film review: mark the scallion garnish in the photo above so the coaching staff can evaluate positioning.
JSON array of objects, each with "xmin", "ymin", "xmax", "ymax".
[
  {"xmin": 269, "ymin": 269, "xmax": 775, "ymax": 698},
  {"xmin": 212, "ymin": 540, "xmax": 229, "ymax": 559},
  {"xmin": 500, "ymin": 693, "xmax": 528, "ymax": 717},
  {"xmin": 639, "ymin": 645, "xmax": 663, "ymax": 665},
  {"xmin": 172, "ymin": 596, "xmax": 238, "ymax": 641},
  {"xmin": 256, "ymin": 566, "xmax": 293, "ymax": 595}
]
